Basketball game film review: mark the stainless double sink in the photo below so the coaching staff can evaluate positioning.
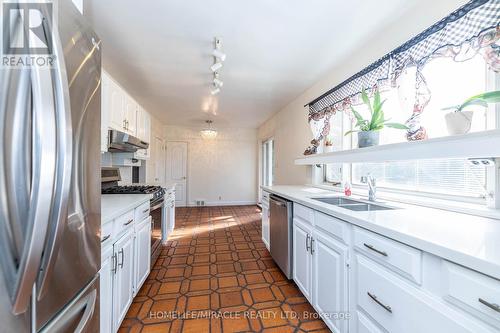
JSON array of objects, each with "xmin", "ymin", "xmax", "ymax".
[{"xmin": 311, "ymin": 197, "xmax": 397, "ymax": 211}]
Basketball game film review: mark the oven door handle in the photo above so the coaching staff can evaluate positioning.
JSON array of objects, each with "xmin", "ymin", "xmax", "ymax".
[{"xmin": 150, "ymin": 199, "xmax": 165, "ymax": 211}]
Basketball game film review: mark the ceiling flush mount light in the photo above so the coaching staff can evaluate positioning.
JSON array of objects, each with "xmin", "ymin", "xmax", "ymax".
[{"xmin": 200, "ymin": 120, "xmax": 218, "ymax": 139}]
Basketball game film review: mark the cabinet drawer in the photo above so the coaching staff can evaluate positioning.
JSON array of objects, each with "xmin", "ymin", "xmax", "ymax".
[
  {"xmin": 442, "ymin": 261, "xmax": 500, "ymax": 329},
  {"xmin": 356, "ymin": 255, "xmax": 486, "ymax": 333},
  {"xmin": 314, "ymin": 211, "xmax": 349, "ymax": 243},
  {"xmin": 353, "ymin": 227, "xmax": 422, "ymax": 284},
  {"xmin": 262, "ymin": 191, "xmax": 270, "ymax": 204},
  {"xmin": 293, "ymin": 204, "xmax": 314, "ymax": 224},
  {"xmin": 357, "ymin": 310, "xmax": 383, "ymax": 333},
  {"xmin": 114, "ymin": 210, "xmax": 135, "ymax": 237},
  {"xmin": 101, "ymin": 221, "xmax": 114, "ymax": 247},
  {"xmin": 135, "ymin": 201, "xmax": 150, "ymax": 223}
]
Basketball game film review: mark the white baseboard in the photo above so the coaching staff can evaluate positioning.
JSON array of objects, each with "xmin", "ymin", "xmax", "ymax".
[{"xmin": 186, "ymin": 200, "xmax": 257, "ymax": 207}]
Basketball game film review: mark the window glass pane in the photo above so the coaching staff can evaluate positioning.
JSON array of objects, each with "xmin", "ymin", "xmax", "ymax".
[
  {"xmin": 325, "ymin": 113, "xmax": 343, "ymax": 183},
  {"xmin": 352, "ymin": 159, "xmax": 487, "ymax": 198}
]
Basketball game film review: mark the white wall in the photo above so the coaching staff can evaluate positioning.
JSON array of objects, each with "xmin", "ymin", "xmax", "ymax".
[
  {"xmin": 258, "ymin": 0, "xmax": 467, "ymax": 186},
  {"xmin": 165, "ymin": 126, "xmax": 258, "ymax": 206}
]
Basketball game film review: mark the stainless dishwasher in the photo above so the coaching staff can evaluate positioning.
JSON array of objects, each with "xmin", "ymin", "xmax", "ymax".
[{"xmin": 269, "ymin": 194, "xmax": 293, "ymax": 279}]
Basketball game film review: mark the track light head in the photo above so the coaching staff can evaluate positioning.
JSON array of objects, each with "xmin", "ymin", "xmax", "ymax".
[
  {"xmin": 213, "ymin": 77, "xmax": 223, "ymax": 87},
  {"xmin": 210, "ymin": 85, "xmax": 220, "ymax": 95},
  {"xmin": 212, "ymin": 49, "xmax": 226, "ymax": 62},
  {"xmin": 210, "ymin": 62, "xmax": 223, "ymax": 72}
]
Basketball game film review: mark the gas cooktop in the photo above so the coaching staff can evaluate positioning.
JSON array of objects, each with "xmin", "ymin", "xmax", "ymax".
[{"xmin": 102, "ymin": 185, "xmax": 165, "ymax": 201}]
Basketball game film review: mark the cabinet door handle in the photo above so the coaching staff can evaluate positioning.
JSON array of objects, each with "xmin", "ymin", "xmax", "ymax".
[
  {"xmin": 142, "ymin": 208, "xmax": 149, "ymax": 213},
  {"xmin": 306, "ymin": 234, "xmax": 311, "ymax": 252},
  {"xmin": 112, "ymin": 253, "xmax": 117, "ymax": 274},
  {"xmin": 363, "ymin": 243, "xmax": 388, "ymax": 257},
  {"xmin": 124, "ymin": 219, "xmax": 134, "ymax": 226},
  {"xmin": 101, "ymin": 235, "xmax": 110, "ymax": 243},
  {"xmin": 118, "ymin": 249, "xmax": 124, "ymax": 268},
  {"xmin": 478, "ymin": 298, "xmax": 500, "ymax": 313},
  {"xmin": 367, "ymin": 292, "xmax": 392, "ymax": 313},
  {"xmin": 310, "ymin": 238, "xmax": 315, "ymax": 255}
]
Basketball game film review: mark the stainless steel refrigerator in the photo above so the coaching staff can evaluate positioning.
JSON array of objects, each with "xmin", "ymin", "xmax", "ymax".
[{"xmin": 0, "ymin": 0, "xmax": 101, "ymax": 331}]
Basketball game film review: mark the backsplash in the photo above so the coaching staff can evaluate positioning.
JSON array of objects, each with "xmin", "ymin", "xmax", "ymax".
[{"xmin": 101, "ymin": 152, "xmax": 133, "ymax": 184}]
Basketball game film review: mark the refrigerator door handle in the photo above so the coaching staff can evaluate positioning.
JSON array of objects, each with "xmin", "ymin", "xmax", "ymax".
[
  {"xmin": 37, "ymin": 21, "xmax": 74, "ymax": 300},
  {"xmin": 0, "ymin": 8, "xmax": 58, "ymax": 313}
]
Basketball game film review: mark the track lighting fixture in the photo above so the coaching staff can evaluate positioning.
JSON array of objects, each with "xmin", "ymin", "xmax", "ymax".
[{"xmin": 209, "ymin": 37, "xmax": 226, "ymax": 95}]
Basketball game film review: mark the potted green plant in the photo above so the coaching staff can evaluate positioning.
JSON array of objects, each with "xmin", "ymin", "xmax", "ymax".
[
  {"xmin": 324, "ymin": 135, "xmax": 334, "ymax": 153},
  {"xmin": 345, "ymin": 89, "xmax": 408, "ymax": 148},
  {"xmin": 442, "ymin": 91, "xmax": 500, "ymax": 135}
]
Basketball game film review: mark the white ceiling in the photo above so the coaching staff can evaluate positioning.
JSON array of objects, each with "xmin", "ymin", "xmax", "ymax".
[{"xmin": 84, "ymin": 0, "xmax": 417, "ymax": 128}]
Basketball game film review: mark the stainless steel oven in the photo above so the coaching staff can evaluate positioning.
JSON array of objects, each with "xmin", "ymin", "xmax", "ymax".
[{"xmin": 150, "ymin": 197, "xmax": 165, "ymax": 264}]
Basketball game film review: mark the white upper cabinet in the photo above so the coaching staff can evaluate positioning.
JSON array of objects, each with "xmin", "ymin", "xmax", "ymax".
[
  {"xmin": 101, "ymin": 71, "xmax": 152, "ymax": 156},
  {"xmin": 106, "ymin": 75, "xmax": 126, "ymax": 132},
  {"xmin": 123, "ymin": 96, "xmax": 137, "ymax": 136},
  {"xmin": 136, "ymin": 106, "xmax": 150, "ymax": 143}
]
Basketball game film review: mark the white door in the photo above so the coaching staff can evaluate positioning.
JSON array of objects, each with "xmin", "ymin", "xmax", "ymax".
[
  {"xmin": 113, "ymin": 231, "xmax": 135, "ymax": 330},
  {"xmin": 312, "ymin": 231, "xmax": 348, "ymax": 333},
  {"xmin": 166, "ymin": 142, "xmax": 187, "ymax": 206},
  {"xmin": 292, "ymin": 220, "xmax": 312, "ymax": 301},
  {"xmin": 100, "ymin": 245, "xmax": 114, "ymax": 333},
  {"xmin": 134, "ymin": 217, "xmax": 151, "ymax": 293}
]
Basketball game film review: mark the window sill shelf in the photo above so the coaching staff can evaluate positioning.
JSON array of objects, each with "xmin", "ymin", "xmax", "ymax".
[{"xmin": 295, "ymin": 129, "xmax": 500, "ymax": 165}]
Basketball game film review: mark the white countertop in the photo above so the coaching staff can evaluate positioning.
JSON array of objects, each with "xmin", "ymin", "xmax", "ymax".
[
  {"xmin": 263, "ymin": 185, "xmax": 500, "ymax": 280},
  {"xmin": 101, "ymin": 194, "xmax": 151, "ymax": 224}
]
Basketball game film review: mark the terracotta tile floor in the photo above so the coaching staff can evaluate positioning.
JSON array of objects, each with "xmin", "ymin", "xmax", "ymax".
[{"xmin": 119, "ymin": 206, "xmax": 330, "ymax": 333}]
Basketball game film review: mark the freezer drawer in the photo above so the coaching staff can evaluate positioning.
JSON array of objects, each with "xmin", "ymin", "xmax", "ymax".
[{"xmin": 39, "ymin": 276, "xmax": 99, "ymax": 333}]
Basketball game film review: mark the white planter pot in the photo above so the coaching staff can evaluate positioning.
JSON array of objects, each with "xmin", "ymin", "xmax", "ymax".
[
  {"xmin": 324, "ymin": 145, "xmax": 334, "ymax": 153},
  {"xmin": 445, "ymin": 111, "xmax": 473, "ymax": 135}
]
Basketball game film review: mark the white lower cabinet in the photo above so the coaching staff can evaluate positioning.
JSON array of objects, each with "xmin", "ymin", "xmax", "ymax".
[
  {"xmin": 288, "ymin": 203, "xmax": 496, "ymax": 333},
  {"xmin": 293, "ymin": 218, "xmax": 313, "ymax": 300},
  {"xmin": 100, "ymin": 244, "xmax": 114, "ymax": 333},
  {"xmin": 113, "ymin": 230, "xmax": 135, "ymax": 330},
  {"xmin": 261, "ymin": 203, "xmax": 270, "ymax": 249},
  {"xmin": 312, "ymin": 231, "xmax": 348, "ymax": 333},
  {"xmin": 261, "ymin": 191, "xmax": 270, "ymax": 250},
  {"xmin": 134, "ymin": 217, "xmax": 151, "ymax": 292},
  {"xmin": 100, "ymin": 205, "xmax": 152, "ymax": 332}
]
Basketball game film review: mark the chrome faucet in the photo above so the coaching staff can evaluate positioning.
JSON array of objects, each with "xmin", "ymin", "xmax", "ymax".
[{"xmin": 360, "ymin": 174, "xmax": 377, "ymax": 202}]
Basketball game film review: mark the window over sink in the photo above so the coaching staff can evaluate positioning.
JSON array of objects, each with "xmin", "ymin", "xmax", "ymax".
[{"xmin": 323, "ymin": 54, "xmax": 499, "ymax": 206}]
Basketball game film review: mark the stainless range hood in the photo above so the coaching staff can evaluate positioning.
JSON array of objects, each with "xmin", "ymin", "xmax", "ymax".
[{"xmin": 108, "ymin": 130, "xmax": 149, "ymax": 152}]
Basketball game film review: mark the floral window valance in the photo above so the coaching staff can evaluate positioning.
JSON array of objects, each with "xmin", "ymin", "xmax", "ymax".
[{"xmin": 304, "ymin": 0, "xmax": 500, "ymax": 151}]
